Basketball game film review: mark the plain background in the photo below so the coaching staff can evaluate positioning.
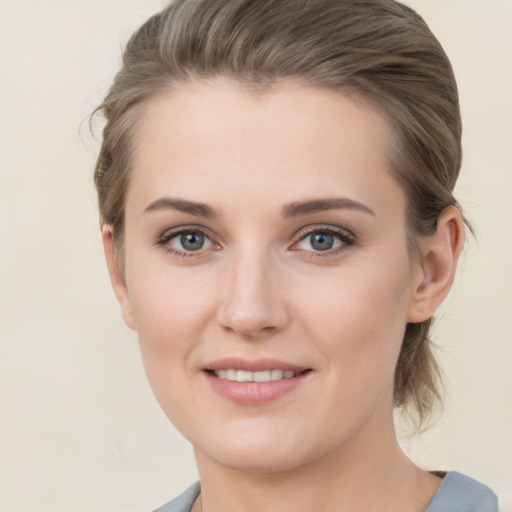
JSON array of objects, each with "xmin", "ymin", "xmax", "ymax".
[{"xmin": 1, "ymin": 0, "xmax": 511, "ymax": 511}]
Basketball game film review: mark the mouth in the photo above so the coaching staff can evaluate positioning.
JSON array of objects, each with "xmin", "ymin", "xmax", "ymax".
[
  {"xmin": 203, "ymin": 359, "xmax": 312, "ymax": 404},
  {"xmin": 207, "ymin": 368, "xmax": 310, "ymax": 382}
]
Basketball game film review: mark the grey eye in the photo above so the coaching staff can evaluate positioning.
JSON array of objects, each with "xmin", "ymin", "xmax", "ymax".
[
  {"xmin": 309, "ymin": 232, "xmax": 335, "ymax": 251},
  {"xmin": 161, "ymin": 228, "xmax": 216, "ymax": 255},
  {"xmin": 294, "ymin": 229, "xmax": 348, "ymax": 253},
  {"xmin": 180, "ymin": 232, "xmax": 205, "ymax": 251}
]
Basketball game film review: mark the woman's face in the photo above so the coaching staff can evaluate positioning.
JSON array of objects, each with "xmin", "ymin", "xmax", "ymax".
[{"xmin": 113, "ymin": 78, "xmax": 426, "ymax": 473}]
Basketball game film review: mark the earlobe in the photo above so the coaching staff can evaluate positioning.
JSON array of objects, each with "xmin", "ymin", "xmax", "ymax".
[
  {"xmin": 102, "ymin": 226, "xmax": 137, "ymax": 331},
  {"xmin": 407, "ymin": 206, "xmax": 465, "ymax": 323}
]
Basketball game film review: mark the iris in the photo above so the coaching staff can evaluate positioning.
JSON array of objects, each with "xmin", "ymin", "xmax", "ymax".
[
  {"xmin": 180, "ymin": 232, "xmax": 205, "ymax": 251},
  {"xmin": 310, "ymin": 232, "xmax": 334, "ymax": 251}
]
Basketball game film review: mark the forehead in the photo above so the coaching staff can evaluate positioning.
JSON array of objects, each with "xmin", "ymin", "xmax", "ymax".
[{"xmin": 127, "ymin": 77, "xmax": 402, "ymax": 216}]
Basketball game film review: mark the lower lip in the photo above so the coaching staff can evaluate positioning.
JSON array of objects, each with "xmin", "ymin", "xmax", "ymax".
[{"xmin": 204, "ymin": 371, "xmax": 310, "ymax": 405}]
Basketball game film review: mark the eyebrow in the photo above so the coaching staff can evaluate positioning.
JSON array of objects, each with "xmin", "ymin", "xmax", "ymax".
[
  {"xmin": 144, "ymin": 197, "xmax": 218, "ymax": 218},
  {"xmin": 144, "ymin": 196, "xmax": 375, "ymax": 219},
  {"xmin": 282, "ymin": 198, "xmax": 375, "ymax": 217}
]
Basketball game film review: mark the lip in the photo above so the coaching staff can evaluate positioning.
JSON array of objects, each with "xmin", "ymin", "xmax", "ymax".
[
  {"xmin": 203, "ymin": 358, "xmax": 312, "ymax": 405},
  {"xmin": 204, "ymin": 357, "xmax": 308, "ymax": 373}
]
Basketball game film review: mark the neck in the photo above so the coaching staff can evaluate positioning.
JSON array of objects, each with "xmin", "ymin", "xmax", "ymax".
[{"xmin": 194, "ymin": 412, "xmax": 441, "ymax": 512}]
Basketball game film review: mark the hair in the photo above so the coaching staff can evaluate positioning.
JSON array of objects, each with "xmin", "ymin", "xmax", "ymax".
[{"xmin": 94, "ymin": 0, "xmax": 465, "ymax": 426}]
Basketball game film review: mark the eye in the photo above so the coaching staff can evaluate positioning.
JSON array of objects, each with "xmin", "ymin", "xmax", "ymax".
[
  {"xmin": 305, "ymin": 232, "xmax": 338, "ymax": 251},
  {"xmin": 158, "ymin": 227, "xmax": 217, "ymax": 256},
  {"xmin": 175, "ymin": 231, "xmax": 208, "ymax": 251},
  {"xmin": 292, "ymin": 227, "xmax": 355, "ymax": 255}
]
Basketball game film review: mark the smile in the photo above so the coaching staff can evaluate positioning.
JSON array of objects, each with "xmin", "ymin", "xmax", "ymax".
[
  {"xmin": 204, "ymin": 359, "xmax": 312, "ymax": 404},
  {"xmin": 212, "ymin": 369, "xmax": 298, "ymax": 382}
]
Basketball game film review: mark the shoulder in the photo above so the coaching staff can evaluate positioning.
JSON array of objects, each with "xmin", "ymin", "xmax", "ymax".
[
  {"xmin": 425, "ymin": 471, "xmax": 498, "ymax": 512},
  {"xmin": 153, "ymin": 482, "xmax": 201, "ymax": 512},
  {"xmin": 152, "ymin": 474, "xmax": 498, "ymax": 512}
]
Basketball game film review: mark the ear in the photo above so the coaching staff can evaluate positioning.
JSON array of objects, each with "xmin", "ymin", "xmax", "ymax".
[
  {"xmin": 102, "ymin": 225, "xmax": 136, "ymax": 330},
  {"xmin": 407, "ymin": 206, "xmax": 465, "ymax": 323}
]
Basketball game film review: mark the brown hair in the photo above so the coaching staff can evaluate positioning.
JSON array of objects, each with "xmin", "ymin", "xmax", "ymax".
[{"xmin": 94, "ymin": 0, "xmax": 465, "ymax": 425}]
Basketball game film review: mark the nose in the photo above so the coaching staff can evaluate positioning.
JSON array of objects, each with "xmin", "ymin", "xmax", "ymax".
[{"xmin": 216, "ymin": 249, "xmax": 290, "ymax": 339}]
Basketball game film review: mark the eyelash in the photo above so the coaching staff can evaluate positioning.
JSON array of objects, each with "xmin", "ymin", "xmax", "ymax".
[
  {"xmin": 292, "ymin": 226, "xmax": 356, "ymax": 258},
  {"xmin": 156, "ymin": 225, "xmax": 356, "ymax": 258},
  {"xmin": 157, "ymin": 225, "xmax": 217, "ymax": 258}
]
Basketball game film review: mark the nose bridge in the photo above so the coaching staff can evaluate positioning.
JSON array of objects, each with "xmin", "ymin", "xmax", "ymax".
[{"xmin": 217, "ymin": 243, "xmax": 288, "ymax": 337}]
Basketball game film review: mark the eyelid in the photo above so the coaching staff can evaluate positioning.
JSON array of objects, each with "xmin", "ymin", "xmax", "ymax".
[
  {"xmin": 290, "ymin": 224, "xmax": 356, "ymax": 254},
  {"xmin": 155, "ymin": 223, "xmax": 355, "ymax": 258},
  {"xmin": 156, "ymin": 224, "xmax": 220, "ymax": 256}
]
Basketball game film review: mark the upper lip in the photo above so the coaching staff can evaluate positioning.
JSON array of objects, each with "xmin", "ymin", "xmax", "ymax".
[{"xmin": 204, "ymin": 358, "xmax": 309, "ymax": 373}]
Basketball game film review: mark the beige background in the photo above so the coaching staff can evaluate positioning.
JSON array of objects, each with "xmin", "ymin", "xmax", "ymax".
[{"xmin": 1, "ymin": 0, "xmax": 511, "ymax": 510}]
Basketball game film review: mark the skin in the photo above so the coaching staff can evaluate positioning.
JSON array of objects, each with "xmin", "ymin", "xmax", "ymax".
[{"xmin": 103, "ymin": 78, "xmax": 463, "ymax": 512}]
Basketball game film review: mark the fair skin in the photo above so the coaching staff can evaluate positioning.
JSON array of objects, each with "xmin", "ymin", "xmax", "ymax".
[{"xmin": 103, "ymin": 78, "xmax": 463, "ymax": 512}]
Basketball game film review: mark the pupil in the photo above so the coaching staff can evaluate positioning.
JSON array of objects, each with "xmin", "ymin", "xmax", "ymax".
[
  {"xmin": 181, "ymin": 232, "xmax": 204, "ymax": 251},
  {"xmin": 311, "ymin": 232, "xmax": 334, "ymax": 251}
]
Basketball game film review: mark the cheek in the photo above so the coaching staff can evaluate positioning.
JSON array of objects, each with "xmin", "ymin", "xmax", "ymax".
[
  {"xmin": 127, "ymin": 257, "xmax": 216, "ymax": 339},
  {"xmin": 124, "ymin": 259, "xmax": 220, "ymax": 404},
  {"xmin": 125, "ymin": 266, "xmax": 217, "ymax": 426},
  {"xmin": 291, "ymin": 262, "xmax": 412, "ymax": 439},
  {"xmin": 294, "ymin": 254, "xmax": 412, "ymax": 379}
]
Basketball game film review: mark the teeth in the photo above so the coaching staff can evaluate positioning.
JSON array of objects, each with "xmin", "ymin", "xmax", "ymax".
[
  {"xmin": 213, "ymin": 369, "xmax": 298, "ymax": 382},
  {"xmin": 254, "ymin": 370, "xmax": 271, "ymax": 382},
  {"xmin": 236, "ymin": 370, "xmax": 253, "ymax": 382},
  {"xmin": 270, "ymin": 369, "xmax": 284, "ymax": 380}
]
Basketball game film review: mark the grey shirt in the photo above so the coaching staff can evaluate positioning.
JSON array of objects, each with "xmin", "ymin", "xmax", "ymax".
[{"xmin": 153, "ymin": 472, "xmax": 498, "ymax": 512}]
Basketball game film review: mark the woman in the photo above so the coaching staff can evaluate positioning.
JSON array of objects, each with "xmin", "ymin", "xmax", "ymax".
[{"xmin": 94, "ymin": 0, "xmax": 499, "ymax": 510}]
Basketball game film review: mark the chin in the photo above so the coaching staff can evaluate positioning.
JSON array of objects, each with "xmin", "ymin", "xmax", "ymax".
[
  {"xmin": 202, "ymin": 445, "xmax": 311, "ymax": 474},
  {"xmin": 191, "ymin": 420, "xmax": 329, "ymax": 474}
]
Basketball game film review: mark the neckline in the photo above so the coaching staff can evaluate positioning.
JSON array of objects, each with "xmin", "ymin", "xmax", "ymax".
[
  {"xmin": 424, "ymin": 471, "xmax": 497, "ymax": 512},
  {"xmin": 158, "ymin": 471, "xmax": 497, "ymax": 512}
]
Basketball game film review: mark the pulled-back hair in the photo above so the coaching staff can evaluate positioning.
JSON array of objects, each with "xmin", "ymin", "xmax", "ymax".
[{"xmin": 94, "ymin": 0, "xmax": 465, "ymax": 426}]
